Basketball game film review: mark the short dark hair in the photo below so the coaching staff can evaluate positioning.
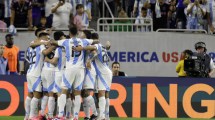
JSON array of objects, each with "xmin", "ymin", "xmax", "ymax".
[
  {"xmin": 69, "ymin": 26, "xmax": 78, "ymax": 36},
  {"xmin": 54, "ymin": 31, "xmax": 65, "ymax": 40},
  {"xmin": 91, "ymin": 33, "xmax": 99, "ymax": 39},
  {"xmin": 112, "ymin": 61, "xmax": 120, "ymax": 68},
  {"xmin": 141, "ymin": 7, "xmax": 147, "ymax": 11},
  {"xmin": 5, "ymin": 34, "xmax": 13, "ymax": 39},
  {"xmin": 83, "ymin": 30, "xmax": 92, "ymax": 39},
  {"xmin": 38, "ymin": 32, "xmax": 49, "ymax": 38},
  {"xmin": 35, "ymin": 27, "xmax": 46, "ymax": 37},
  {"xmin": 76, "ymin": 4, "xmax": 84, "ymax": 10}
]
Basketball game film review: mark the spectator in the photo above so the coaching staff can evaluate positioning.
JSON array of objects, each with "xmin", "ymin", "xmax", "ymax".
[
  {"xmin": 51, "ymin": 0, "xmax": 73, "ymax": 29},
  {"xmin": 127, "ymin": 0, "xmax": 135, "ymax": 17},
  {"xmin": 0, "ymin": 0, "xmax": 4, "ymax": 20},
  {"xmin": 168, "ymin": 0, "xmax": 177, "ymax": 28},
  {"xmin": 3, "ymin": 34, "xmax": 19, "ymax": 75},
  {"xmin": 4, "ymin": 0, "xmax": 12, "ymax": 27},
  {"xmin": 73, "ymin": 4, "xmax": 92, "ymax": 30},
  {"xmin": 0, "ymin": 44, "xmax": 9, "ymax": 75},
  {"xmin": 70, "ymin": 0, "xmax": 92, "ymax": 16},
  {"xmin": 112, "ymin": 62, "xmax": 127, "ymax": 76},
  {"xmin": 133, "ymin": 0, "xmax": 147, "ymax": 17},
  {"xmin": 175, "ymin": 0, "xmax": 187, "ymax": 29},
  {"xmin": 36, "ymin": 16, "xmax": 48, "ymax": 28},
  {"xmin": 10, "ymin": 0, "xmax": 33, "ymax": 29},
  {"xmin": 184, "ymin": 0, "xmax": 206, "ymax": 29},
  {"xmin": 109, "ymin": 8, "xmax": 132, "ymax": 32},
  {"xmin": 135, "ymin": 7, "xmax": 152, "ymax": 32},
  {"xmin": 145, "ymin": 0, "xmax": 170, "ymax": 31},
  {"xmin": 0, "ymin": 19, "xmax": 7, "ymax": 32},
  {"xmin": 44, "ymin": 0, "xmax": 58, "ymax": 28},
  {"xmin": 176, "ymin": 49, "xmax": 192, "ymax": 77},
  {"xmin": 31, "ymin": 0, "xmax": 45, "ymax": 27}
]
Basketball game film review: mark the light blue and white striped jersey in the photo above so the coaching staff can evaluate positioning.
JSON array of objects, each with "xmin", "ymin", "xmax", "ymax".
[
  {"xmin": 58, "ymin": 37, "xmax": 91, "ymax": 68},
  {"xmin": 82, "ymin": 39, "xmax": 95, "ymax": 70},
  {"xmin": 54, "ymin": 47, "xmax": 66, "ymax": 71},
  {"xmin": 4, "ymin": 0, "xmax": 12, "ymax": 18},
  {"xmin": 0, "ymin": 57, "xmax": 8, "ymax": 75},
  {"xmin": 69, "ymin": 0, "xmax": 91, "ymax": 14},
  {"xmin": 43, "ymin": 49, "xmax": 56, "ymax": 70},
  {"xmin": 93, "ymin": 43, "xmax": 112, "ymax": 74},
  {"xmin": 27, "ymin": 45, "xmax": 46, "ymax": 77}
]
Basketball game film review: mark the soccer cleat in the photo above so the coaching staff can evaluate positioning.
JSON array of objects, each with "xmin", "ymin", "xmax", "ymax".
[
  {"xmin": 84, "ymin": 117, "xmax": 90, "ymax": 120},
  {"xmin": 89, "ymin": 114, "xmax": 97, "ymax": 120},
  {"xmin": 29, "ymin": 116, "xmax": 40, "ymax": 120}
]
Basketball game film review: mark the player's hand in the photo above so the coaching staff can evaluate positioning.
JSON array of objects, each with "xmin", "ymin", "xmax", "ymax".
[
  {"xmin": 105, "ymin": 41, "xmax": 111, "ymax": 50},
  {"xmin": 86, "ymin": 59, "xmax": 91, "ymax": 70},
  {"xmin": 44, "ymin": 57, "xmax": 49, "ymax": 62}
]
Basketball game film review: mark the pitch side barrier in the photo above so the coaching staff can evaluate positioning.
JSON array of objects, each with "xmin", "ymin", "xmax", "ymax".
[{"xmin": 0, "ymin": 76, "xmax": 214, "ymax": 118}]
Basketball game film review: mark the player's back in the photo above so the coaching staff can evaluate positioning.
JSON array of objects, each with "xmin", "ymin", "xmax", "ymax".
[
  {"xmin": 93, "ymin": 43, "xmax": 112, "ymax": 74},
  {"xmin": 55, "ymin": 47, "xmax": 66, "ymax": 71},
  {"xmin": 58, "ymin": 37, "xmax": 85, "ymax": 69},
  {"xmin": 27, "ymin": 45, "xmax": 46, "ymax": 77}
]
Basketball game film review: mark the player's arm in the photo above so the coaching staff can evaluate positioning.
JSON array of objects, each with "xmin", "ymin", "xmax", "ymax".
[
  {"xmin": 44, "ymin": 57, "xmax": 58, "ymax": 66},
  {"xmin": 42, "ymin": 46, "xmax": 56, "ymax": 56},
  {"xmin": 83, "ymin": 45, "xmax": 97, "ymax": 51},
  {"xmin": 30, "ymin": 40, "xmax": 49, "ymax": 48},
  {"xmin": 86, "ymin": 50, "xmax": 98, "ymax": 69}
]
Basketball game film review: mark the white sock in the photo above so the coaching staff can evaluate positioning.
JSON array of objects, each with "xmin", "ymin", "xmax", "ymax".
[
  {"xmin": 71, "ymin": 99, "xmax": 75, "ymax": 117},
  {"xmin": 97, "ymin": 108, "xmax": 100, "ymax": 117},
  {"xmin": 105, "ymin": 98, "xmax": 110, "ymax": 118},
  {"xmin": 56, "ymin": 97, "xmax": 60, "ymax": 116},
  {"xmin": 88, "ymin": 95, "xmax": 98, "ymax": 116},
  {"xmin": 40, "ymin": 95, "xmax": 48, "ymax": 116},
  {"xmin": 73, "ymin": 95, "xmax": 81, "ymax": 119},
  {"xmin": 24, "ymin": 96, "xmax": 32, "ymax": 119},
  {"xmin": 29, "ymin": 97, "xmax": 39, "ymax": 118},
  {"xmin": 66, "ymin": 98, "xmax": 72, "ymax": 118},
  {"xmin": 58, "ymin": 94, "xmax": 66, "ymax": 117},
  {"xmin": 83, "ymin": 96, "xmax": 91, "ymax": 118},
  {"xmin": 48, "ymin": 97, "xmax": 55, "ymax": 118},
  {"xmin": 99, "ymin": 96, "xmax": 106, "ymax": 118}
]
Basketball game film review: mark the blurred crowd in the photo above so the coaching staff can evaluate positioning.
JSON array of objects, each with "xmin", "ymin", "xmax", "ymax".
[{"xmin": 0, "ymin": 0, "xmax": 215, "ymax": 32}]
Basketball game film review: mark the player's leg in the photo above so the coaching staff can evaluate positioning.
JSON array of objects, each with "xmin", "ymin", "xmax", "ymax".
[
  {"xmin": 57, "ymin": 68, "xmax": 73, "ymax": 117},
  {"xmin": 40, "ymin": 70, "xmax": 48, "ymax": 116},
  {"xmin": 72, "ymin": 67, "xmax": 85, "ymax": 119},
  {"xmin": 65, "ymin": 93, "xmax": 72, "ymax": 119},
  {"xmin": 24, "ymin": 75, "xmax": 33, "ymax": 120},
  {"xmin": 97, "ymin": 72, "xmax": 112, "ymax": 119},
  {"xmin": 29, "ymin": 76, "xmax": 42, "ymax": 119},
  {"xmin": 82, "ymin": 69, "xmax": 98, "ymax": 119},
  {"xmin": 47, "ymin": 70, "xmax": 56, "ymax": 118},
  {"xmin": 105, "ymin": 91, "xmax": 110, "ymax": 120}
]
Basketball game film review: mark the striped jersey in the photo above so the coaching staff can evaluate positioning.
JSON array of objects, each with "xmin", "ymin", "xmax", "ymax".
[
  {"xmin": 54, "ymin": 47, "xmax": 66, "ymax": 71},
  {"xmin": 0, "ymin": 57, "xmax": 9, "ymax": 75},
  {"xmin": 58, "ymin": 37, "xmax": 92, "ymax": 68},
  {"xmin": 93, "ymin": 43, "xmax": 112, "ymax": 74},
  {"xmin": 26, "ymin": 45, "xmax": 46, "ymax": 77}
]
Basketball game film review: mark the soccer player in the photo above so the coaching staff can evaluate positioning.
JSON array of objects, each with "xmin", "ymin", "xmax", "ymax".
[
  {"xmin": 78, "ymin": 33, "xmax": 112, "ymax": 120},
  {"xmin": 79, "ymin": 30, "xmax": 98, "ymax": 120},
  {"xmin": 44, "ymin": 31, "xmax": 67, "ymax": 119},
  {"xmin": 26, "ymin": 31, "xmax": 55, "ymax": 120}
]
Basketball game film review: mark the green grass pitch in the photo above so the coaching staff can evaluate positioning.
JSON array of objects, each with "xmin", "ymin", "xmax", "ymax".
[{"xmin": 0, "ymin": 116, "xmax": 214, "ymax": 120}]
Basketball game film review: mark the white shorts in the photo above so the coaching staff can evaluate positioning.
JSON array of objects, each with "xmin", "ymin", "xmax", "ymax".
[
  {"xmin": 61, "ymin": 67, "xmax": 85, "ymax": 91},
  {"xmin": 41, "ymin": 69, "xmax": 55, "ymax": 92},
  {"xmin": 27, "ymin": 75, "xmax": 42, "ymax": 92},
  {"xmin": 96, "ymin": 72, "xmax": 112, "ymax": 91},
  {"xmin": 83, "ymin": 69, "xmax": 96, "ymax": 89},
  {"xmin": 53, "ymin": 71, "xmax": 63, "ymax": 93}
]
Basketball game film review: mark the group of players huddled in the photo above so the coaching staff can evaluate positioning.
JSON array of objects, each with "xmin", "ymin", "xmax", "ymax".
[{"xmin": 24, "ymin": 26, "xmax": 112, "ymax": 120}]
